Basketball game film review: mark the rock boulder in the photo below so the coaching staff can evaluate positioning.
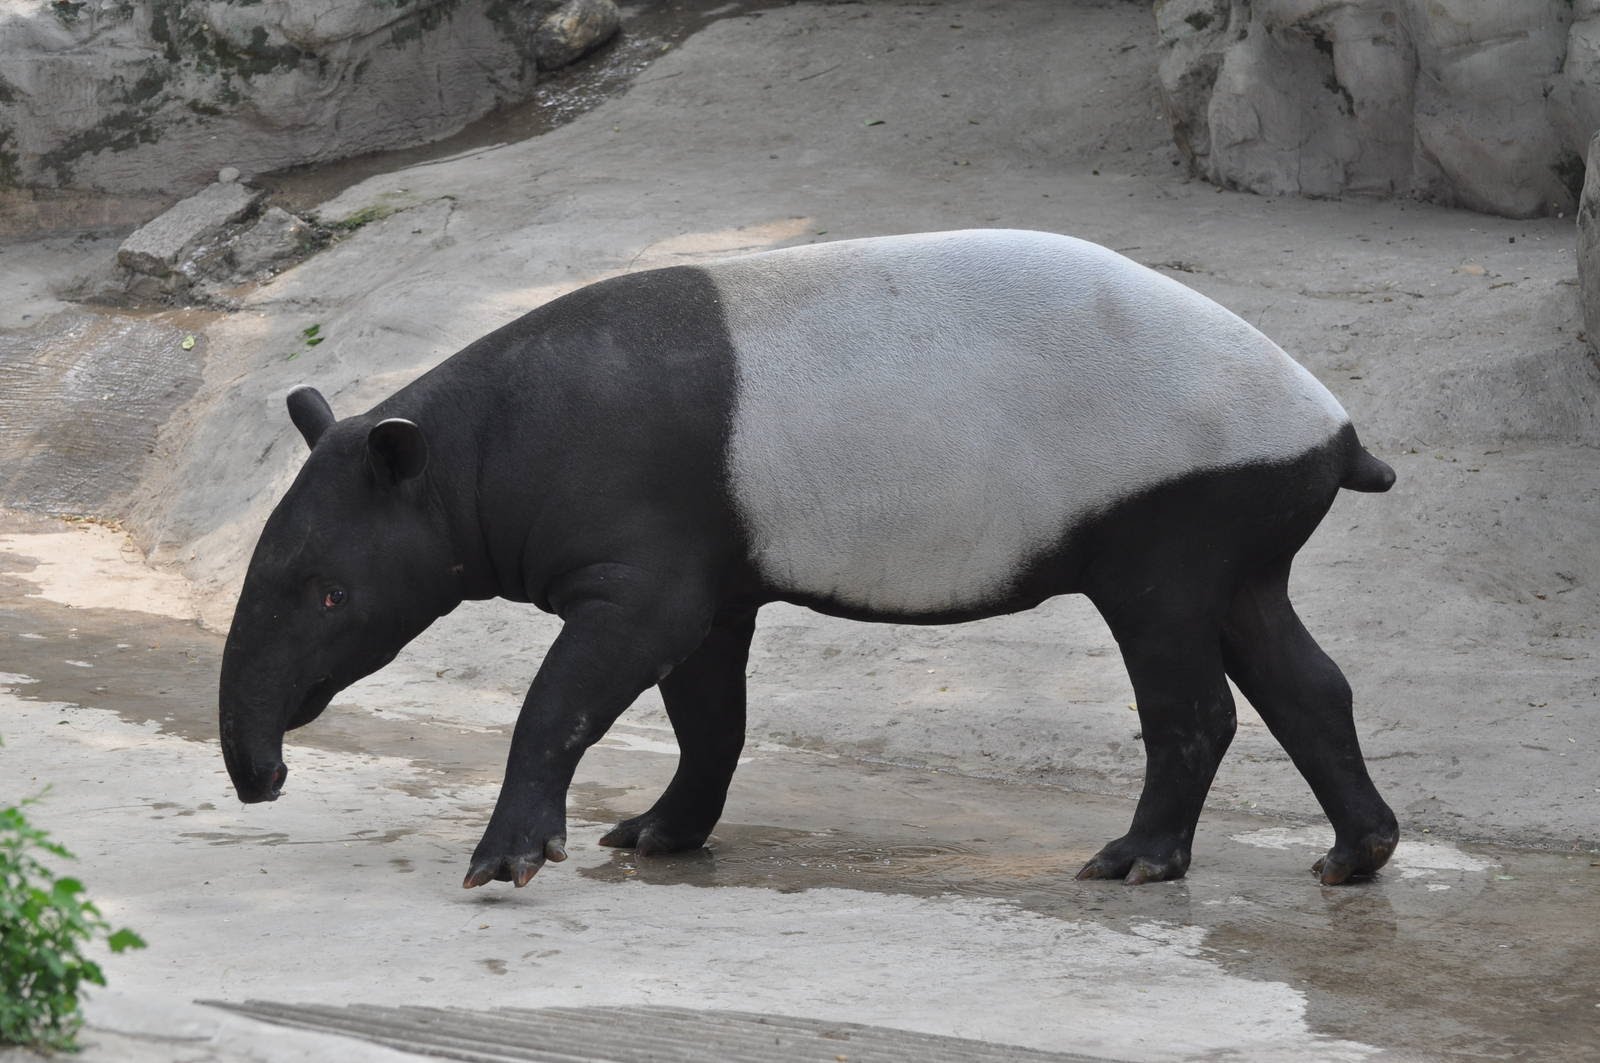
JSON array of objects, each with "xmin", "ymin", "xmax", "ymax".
[
  {"xmin": 0, "ymin": 0, "xmax": 617, "ymax": 230},
  {"xmin": 526, "ymin": 0, "xmax": 621, "ymax": 70},
  {"xmin": 1578, "ymin": 132, "xmax": 1600, "ymax": 350},
  {"xmin": 116, "ymin": 181, "xmax": 264, "ymax": 277},
  {"xmin": 1156, "ymin": 0, "xmax": 1600, "ymax": 218}
]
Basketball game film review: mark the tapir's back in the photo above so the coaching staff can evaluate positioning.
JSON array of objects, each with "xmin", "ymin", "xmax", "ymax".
[{"xmin": 698, "ymin": 230, "xmax": 1349, "ymax": 616}]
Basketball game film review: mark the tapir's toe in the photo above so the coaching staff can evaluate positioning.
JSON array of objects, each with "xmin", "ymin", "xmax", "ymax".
[
  {"xmin": 462, "ymin": 837, "xmax": 568, "ymax": 889},
  {"xmin": 1075, "ymin": 835, "xmax": 1191, "ymax": 885},
  {"xmin": 1312, "ymin": 828, "xmax": 1398, "ymax": 886},
  {"xmin": 599, "ymin": 812, "xmax": 711, "ymax": 856}
]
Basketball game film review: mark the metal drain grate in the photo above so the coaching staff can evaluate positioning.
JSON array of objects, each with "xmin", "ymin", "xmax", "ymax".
[{"xmin": 201, "ymin": 1001, "xmax": 1114, "ymax": 1063}]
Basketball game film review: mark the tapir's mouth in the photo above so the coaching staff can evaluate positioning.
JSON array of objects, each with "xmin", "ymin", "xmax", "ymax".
[
  {"xmin": 234, "ymin": 759, "xmax": 287, "ymax": 805},
  {"xmin": 285, "ymin": 677, "xmax": 335, "ymax": 731},
  {"xmin": 264, "ymin": 762, "xmax": 287, "ymax": 801}
]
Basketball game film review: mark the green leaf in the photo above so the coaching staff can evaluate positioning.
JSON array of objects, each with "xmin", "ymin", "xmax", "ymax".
[
  {"xmin": 180, "ymin": 334, "xmax": 196, "ymax": 350},
  {"xmin": 107, "ymin": 929, "xmax": 146, "ymax": 953},
  {"xmin": 304, "ymin": 336, "xmax": 324, "ymax": 347}
]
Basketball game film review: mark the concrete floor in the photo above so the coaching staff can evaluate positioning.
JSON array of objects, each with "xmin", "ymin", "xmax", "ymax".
[
  {"xmin": 3, "ymin": 1, "xmax": 1600, "ymax": 1059},
  {"xmin": 2, "ymin": 517, "xmax": 1597, "ymax": 1062}
]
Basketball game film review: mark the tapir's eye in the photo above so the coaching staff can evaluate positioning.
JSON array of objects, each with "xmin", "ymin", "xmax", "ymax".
[{"xmin": 322, "ymin": 587, "xmax": 347, "ymax": 609}]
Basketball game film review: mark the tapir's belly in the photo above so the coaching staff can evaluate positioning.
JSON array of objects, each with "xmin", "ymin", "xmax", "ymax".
[{"xmin": 706, "ymin": 230, "xmax": 1347, "ymax": 615}]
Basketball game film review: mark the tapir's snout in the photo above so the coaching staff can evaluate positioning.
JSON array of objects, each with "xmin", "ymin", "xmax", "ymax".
[{"xmin": 232, "ymin": 760, "xmax": 288, "ymax": 804}]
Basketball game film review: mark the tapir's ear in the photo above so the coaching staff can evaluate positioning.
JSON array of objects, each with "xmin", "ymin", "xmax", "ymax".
[
  {"xmin": 286, "ymin": 386, "xmax": 336, "ymax": 449},
  {"xmin": 366, "ymin": 418, "xmax": 428, "ymax": 485}
]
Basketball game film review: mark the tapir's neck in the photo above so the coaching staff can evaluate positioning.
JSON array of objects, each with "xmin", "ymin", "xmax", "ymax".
[
  {"xmin": 371, "ymin": 372, "xmax": 515, "ymax": 605},
  {"xmin": 431, "ymin": 464, "xmax": 505, "ymax": 604},
  {"xmin": 369, "ymin": 268, "xmax": 737, "ymax": 611}
]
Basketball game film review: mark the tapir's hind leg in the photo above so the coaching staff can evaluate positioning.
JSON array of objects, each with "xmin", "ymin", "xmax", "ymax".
[
  {"xmin": 1221, "ymin": 560, "xmax": 1399, "ymax": 884},
  {"xmin": 1076, "ymin": 604, "xmax": 1237, "ymax": 884},
  {"xmin": 599, "ymin": 608, "xmax": 757, "ymax": 856}
]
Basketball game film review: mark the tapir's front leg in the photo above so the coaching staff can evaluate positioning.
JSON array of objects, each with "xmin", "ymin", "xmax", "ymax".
[
  {"xmin": 600, "ymin": 607, "xmax": 757, "ymax": 855},
  {"xmin": 464, "ymin": 570, "xmax": 713, "ymax": 888}
]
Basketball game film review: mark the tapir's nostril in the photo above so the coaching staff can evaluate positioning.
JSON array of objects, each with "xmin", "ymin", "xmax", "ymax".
[{"xmin": 233, "ymin": 760, "xmax": 288, "ymax": 805}]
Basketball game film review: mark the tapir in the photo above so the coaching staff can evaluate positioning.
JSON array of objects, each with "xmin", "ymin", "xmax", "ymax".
[{"xmin": 219, "ymin": 229, "xmax": 1400, "ymax": 890}]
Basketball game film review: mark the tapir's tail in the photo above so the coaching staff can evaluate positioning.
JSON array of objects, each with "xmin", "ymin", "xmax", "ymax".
[{"xmin": 1340, "ymin": 427, "xmax": 1396, "ymax": 493}]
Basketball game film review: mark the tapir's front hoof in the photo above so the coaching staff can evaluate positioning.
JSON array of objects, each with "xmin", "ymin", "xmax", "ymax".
[
  {"xmin": 463, "ymin": 836, "xmax": 568, "ymax": 890},
  {"xmin": 598, "ymin": 812, "xmax": 711, "ymax": 857},
  {"xmin": 1312, "ymin": 826, "xmax": 1399, "ymax": 886},
  {"xmin": 1075, "ymin": 835, "xmax": 1191, "ymax": 885}
]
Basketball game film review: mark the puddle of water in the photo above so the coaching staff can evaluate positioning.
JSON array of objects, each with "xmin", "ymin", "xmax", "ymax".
[
  {"xmin": 3, "ymin": 565, "xmax": 1596, "ymax": 1058},
  {"xmin": 0, "ymin": 553, "xmax": 512, "ymax": 794},
  {"xmin": 0, "ymin": 576, "xmax": 220, "ymax": 743},
  {"xmin": 575, "ymin": 818, "xmax": 1089, "ymax": 910},
  {"xmin": 566, "ymin": 756, "xmax": 1600, "ymax": 1060}
]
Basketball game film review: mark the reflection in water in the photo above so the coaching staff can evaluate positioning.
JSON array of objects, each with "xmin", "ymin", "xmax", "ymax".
[
  {"xmin": 3, "ymin": 543, "xmax": 1596, "ymax": 1060},
  {"xmin": 578, "ymin": 819, "xmax": 1096, "ymax": 912}
]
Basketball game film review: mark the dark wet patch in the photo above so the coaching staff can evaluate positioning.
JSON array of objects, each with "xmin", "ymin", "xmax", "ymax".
[
  {"xmin": 350, "ymin": 827, "xmax": 420, "ymax": 846},
  {"xmin": 180, "ymin": 830, "xmax": 292, "ymax": 847},
  {"xmin": 1194, "ymin": 851, "xmax": 1600, "ymax": 1057},
  {"xmin": 568, "ymin": 753, "xmax": 1600, "ymax": 1059},
  {"xmin": 0, "ymin": 582, "xmax": 220, "ymax": 742},
  {"xmin": 0, "ymin": 573, "xmax": 512, "ymax": 799},
  {"xmin": 576, "ymin": 820, "xmax": 1093, "ymax": 910}
]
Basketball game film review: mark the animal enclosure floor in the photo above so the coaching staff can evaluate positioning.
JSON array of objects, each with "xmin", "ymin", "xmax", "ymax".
[
  {"xmin": 1, "ymin": 517, "xmax": 1595, "ymax": 1063},
  {"xmin": 3, "ymin": 0, "xmax": 1599, "ymax": 1058}
]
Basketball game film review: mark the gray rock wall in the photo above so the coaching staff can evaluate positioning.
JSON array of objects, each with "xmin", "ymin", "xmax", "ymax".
[
  {"xmin": 1577, "ymin": 131, "xmax": 1600, "ymax": 348},
  {"xmin": 0, "ymin": 0, "xmax": 617, "ymax": 230},
  {"xmin": 1157, "ymin": 0, "xmax": 1600, "ymax": 218}
]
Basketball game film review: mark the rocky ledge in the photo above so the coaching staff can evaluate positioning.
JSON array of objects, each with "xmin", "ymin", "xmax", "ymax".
[
  {"xmin": 1156, "ymin": 0, "xmax": 1600, "ymax": 219},
  {"xmin": 0, "ymin": 0, "xmax": 620, "ymax": 235}
]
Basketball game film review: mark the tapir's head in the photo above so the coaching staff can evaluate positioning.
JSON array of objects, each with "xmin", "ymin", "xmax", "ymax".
[{"xmin": 219, "ymin": 386, "xmax": 459, "ymax": 804}]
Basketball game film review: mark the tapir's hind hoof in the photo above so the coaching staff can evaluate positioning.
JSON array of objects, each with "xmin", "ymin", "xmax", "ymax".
[
  {"xmin": 1312, "ymin": 828, "xmax": 1398, "ymax": 886},
  {"xmin": 598, "ymin": 813, "xmax": 711, "ymax": 857},
  {"xmin": 1075, "ymin": 836, "xmax": 1191, "ymax": 885}
]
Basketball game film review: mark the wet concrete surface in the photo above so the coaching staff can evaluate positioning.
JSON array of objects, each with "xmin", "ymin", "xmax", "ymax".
[
  {"xmin": 3, "ymin": 520, "xmax": 1597, "ymax": 1061},
  {"xmin": 3, "ymin": 2, "xmax": 1597, "ymax": 1060},
  {"xmin": 0, "ymin": 309, "xmax": 207, "ymax": 514}
]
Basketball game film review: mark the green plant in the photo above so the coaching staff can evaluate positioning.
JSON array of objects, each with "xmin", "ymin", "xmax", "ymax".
[
  {"xmin": 323, "ymin": 204, "xmax": 395, "ymax": 233},
  {"xmin": 0, "ymin": 784, "xmax": 146, "ymax": 1053},
  {"xmin": 287, "ymin": 323, "xmax": 325, "ymax": 361}
]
